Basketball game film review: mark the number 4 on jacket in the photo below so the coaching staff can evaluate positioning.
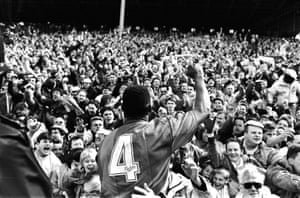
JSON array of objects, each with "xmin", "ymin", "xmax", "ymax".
[{"xmin": 108, "ymin": 134, "xmax": 140, "ymax": 182}]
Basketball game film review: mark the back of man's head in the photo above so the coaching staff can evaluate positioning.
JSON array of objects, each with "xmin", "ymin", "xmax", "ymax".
[{"xmin": 122, "ymin": 85, "xmax": 151, "ymax": 119}]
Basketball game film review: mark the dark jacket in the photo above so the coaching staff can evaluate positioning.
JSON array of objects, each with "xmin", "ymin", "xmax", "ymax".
[
  {"xmin": 0, "ymin": 114, "xmax": 52, "ymax": 197},
  {"xmin": 266, "ymin": 159, "xmax": 300, "ymax": 198}
]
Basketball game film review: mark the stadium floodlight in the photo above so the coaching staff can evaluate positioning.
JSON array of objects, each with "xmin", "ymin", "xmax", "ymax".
[
  {"xmin": 191, "ymin": 28, "xmax": 196, "ymax": 32},
  {"xmin": 119, "ymin": 0, "xmax": 126, "ymax": 37},
  {"xmin": 154, "ymin": 27, "xmax": 159, "ymax": 31},
  {"xmin": 136, "ymin": 26, "xmax": 140, "ymax": 30},
  {"xmin": 172, "ymin": 27, "xmax": 177, "ymax": 32},
  {"xmin": 210, "ymin": 28, "xmax": 214, "ymax": 33},
  {"xmin": 229, "ymin": 29, "xmax": 234, "ymax": 34}
]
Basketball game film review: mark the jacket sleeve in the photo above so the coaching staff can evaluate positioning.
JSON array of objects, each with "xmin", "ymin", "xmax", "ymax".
[
  {"xmin": 208, "ymin": 136, "xmax": 225, "ymax": 168},
  {"xmin": 0, "ymin": 130, "xmax": 52, "ymax": 197},
  {"xmin": 267, "ymin": 164, "xmax": 300, "ymax": 193}
]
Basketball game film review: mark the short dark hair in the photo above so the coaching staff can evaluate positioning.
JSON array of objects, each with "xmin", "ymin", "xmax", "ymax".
[
  {"xmin": 287, "ymin": 145, "xmax": 300, "ymax": 159},
  {"xmin": 234, "ymin": 116, "xmax": 245, "ymax": 123},
  {"xmin": 225, "ymin": 138, "xmax": 242, "ymax": 150},
  {"xmin": 122, "ymin": 85, "xmax": 151, "ymax": 119},
  {"xmin": 100, "ymin": 106, "xmax": 115, "ymax": 116},
  {"xmin": 159, "ymin": 85, "xmax": 168, "ymax": 90},
  {"xmin": 87, "ymin": 100, "xmax": 99, "ymax": 107},
  {"xmin": 36, "ymin": 132, "xmax": 52, "ymax": 143},
  {"xmin": 66, "ymin": 148, "xmax": 83, "ymax": 168},
  {"xmin": 69, "ymin": 135, "xmax": 83, "ymax": 144}
]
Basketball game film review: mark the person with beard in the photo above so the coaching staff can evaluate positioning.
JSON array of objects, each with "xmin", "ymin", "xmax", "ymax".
[{"xmin": 34, "ymin": 132, "xmax": 63, "ymax": 197}]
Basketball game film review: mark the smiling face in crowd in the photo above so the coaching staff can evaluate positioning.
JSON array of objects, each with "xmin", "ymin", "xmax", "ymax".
[
  {"xmin": 245, "ymin": 125, "xmax": 263, "ymax": 147},
  {"xmin": 226, "ymin": 141, "xmax": 242, "ymax": 163}
]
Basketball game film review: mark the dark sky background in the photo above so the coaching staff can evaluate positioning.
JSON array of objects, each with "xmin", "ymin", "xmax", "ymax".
[{"xmin": 0, "ymin": 0, "xmax": 299, "ymax": 34}]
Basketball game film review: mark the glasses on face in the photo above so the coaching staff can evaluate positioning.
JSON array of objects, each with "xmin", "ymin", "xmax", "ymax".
[{"xmin": 243, "ymin": 182, "xmax": 262, "ymax": 189}]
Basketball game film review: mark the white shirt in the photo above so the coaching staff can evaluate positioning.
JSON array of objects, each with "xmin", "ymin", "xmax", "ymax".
[{"xmin": 34, "ymin": 151, "xmax": 62, "ymax": 178}]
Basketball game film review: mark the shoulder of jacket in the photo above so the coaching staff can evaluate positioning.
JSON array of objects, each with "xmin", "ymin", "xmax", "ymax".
[{"xmin": 0, "ymin": 116, "xmax": 24, "ymax": 137}]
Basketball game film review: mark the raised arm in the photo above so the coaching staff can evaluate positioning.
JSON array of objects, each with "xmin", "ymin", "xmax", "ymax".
[
  {"xmin": 170, "ymin": 64, "xmax": 210, "ymax": 151},
  {"xmin": 192, "ymin": 64, "xmax": 211, "ymax": 113},
  {"xmin": 207, "ymin": 134, "xmax": 225, "ymax": 168}
]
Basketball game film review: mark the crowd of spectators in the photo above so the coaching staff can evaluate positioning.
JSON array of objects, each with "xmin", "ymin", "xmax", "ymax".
[{"xmin": 1, "ymin": 23, "xmax": 300, "ymax": 198}]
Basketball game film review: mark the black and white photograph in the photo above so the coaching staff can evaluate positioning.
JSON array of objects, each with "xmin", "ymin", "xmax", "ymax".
[{"xmin": 0, "ymin": 0, "xmax": 300, "ymax": 197}]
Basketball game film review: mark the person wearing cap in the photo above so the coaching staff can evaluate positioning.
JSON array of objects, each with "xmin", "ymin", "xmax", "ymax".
[
  {"xmin": 268, "ymin": 68, "xmax": 300, "ymax": 115},
  {"xmin": 267, "ymin": 145, "xmax": 300, "ymax": 198},
  {"xmin": 242, "ymin": 120, "xmax": 277, "ymax": 168},
  {"xmin": 236, "ymin": 163, "xmax": 279, "ymax": 198},
  {"xmin": 207, "ymin": 119, "xmax": 271, "ymax": 197}
]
